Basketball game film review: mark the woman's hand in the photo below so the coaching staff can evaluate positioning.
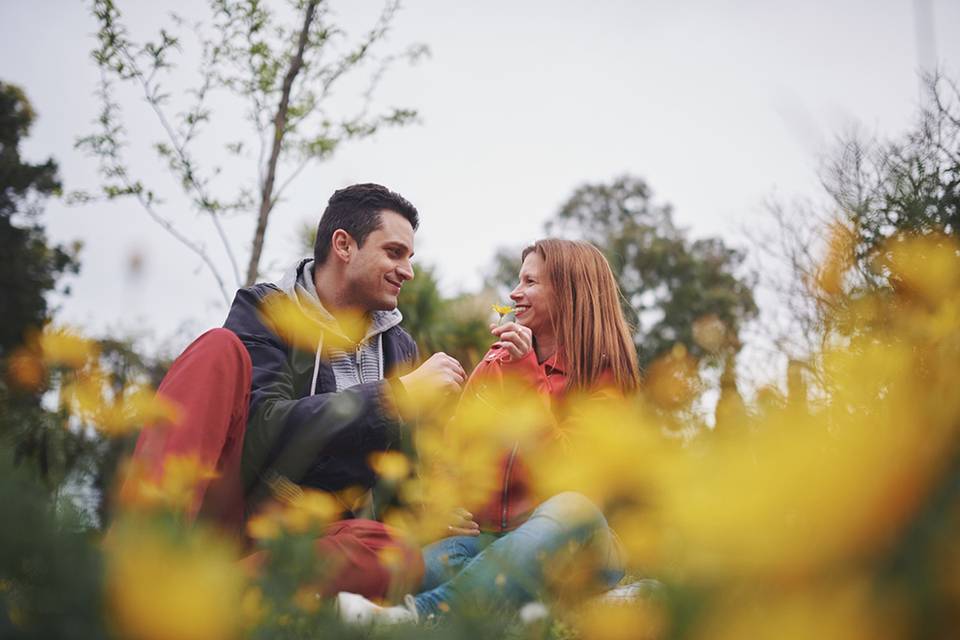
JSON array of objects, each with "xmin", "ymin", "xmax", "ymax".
[
  {"xmin": 490, "ymin": 321, "xmax": 533, "ymax": 362},
  {"xmin": 447, "ymin": 507, "xmax": 480, "ymax": 537}
]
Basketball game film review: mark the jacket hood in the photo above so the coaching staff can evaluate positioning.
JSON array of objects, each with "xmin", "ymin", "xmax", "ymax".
[{"xmin": 275, "ymin": 259, "xmax": 403, "ymax": 344}]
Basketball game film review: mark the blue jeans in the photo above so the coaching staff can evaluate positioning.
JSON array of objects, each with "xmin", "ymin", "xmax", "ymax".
[{"xmin": 414, "ymin": 492, "xmax": 624, "ymax": 618}]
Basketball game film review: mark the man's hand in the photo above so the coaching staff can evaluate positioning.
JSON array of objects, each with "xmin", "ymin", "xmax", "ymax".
[
  {"xmin": 490, "ymin": 322, "xmax": 533, "ymax": 362},
  {"xmin": 399, "ymin": 352, "xmax": 466, "ymax": 398},
  {"xmin": 447, "ymin": 507, "xmax": 480, "ymax": 537}
]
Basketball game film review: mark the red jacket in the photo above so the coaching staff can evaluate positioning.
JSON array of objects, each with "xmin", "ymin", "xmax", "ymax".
[{"xmin": 462, "ymin": 345, "xmax": 571, "ymax": 533}]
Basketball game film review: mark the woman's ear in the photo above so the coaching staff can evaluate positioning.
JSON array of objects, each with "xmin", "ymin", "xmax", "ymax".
[{"xmin": 331, "ymin": 229, "xmax": 353, "ymax": 262}]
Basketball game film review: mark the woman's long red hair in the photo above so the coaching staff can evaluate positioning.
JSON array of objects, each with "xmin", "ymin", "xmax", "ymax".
[{"xmin": 522, "ymin": 239, "xmax": 640, "ymax": 394}]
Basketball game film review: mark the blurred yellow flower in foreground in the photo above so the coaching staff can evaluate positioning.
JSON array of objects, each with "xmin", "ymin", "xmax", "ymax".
[
  {"xmin": 816, "ymin": 220, "xmax": 858, "ymax": 296},
  {"xmin": 6, "ymin": 346, "xmax": 44, "ymax": 391},
  {"xmin": 369, "ymin": 451, "xmax": 412, "ymax": 482},
  {"xmin": 105, "ymin": 519, "xmax": 245, "ymax": 640},
  {"xmin": 257, "ymin": 294, "xmax": 325, "ymax": 353},
  {"xmin": 572, "ymin": 598, "xmax": 668, "ymax": 640},
  {"xmin": 61, "ymin": 369, "xmax": 179, "ymax": 436},
  {"xmin": 644, "ymin": 344, "xmax": 700, "ymax": 410},
  {"xmin": 246, "ymin": 488, "xmax": 340, "ymax": 540},
  {"xmin": 282, "ymin": 489, "xmax": 340, "ymax": 534},
  {"xmin": 692, "ymin": 581, "xmax": 899, "ymax": 640},
  {"xmin": 876, "ymin": 232, "xmax": 960, "ymax": 306},
  {"xmin": 258, "ymin": 292, "xmax": 369, "ymax": 351},
  {"xmin": 39, "ymin": 326, "xmax": 98, "ymax": 368},
  {"xmin": 528, "ymin": 232, "xmax": 960, "ymax": 583},
  {"xmin": 119, "ymin": 454, "xmax": 218, "ymax": 514}
]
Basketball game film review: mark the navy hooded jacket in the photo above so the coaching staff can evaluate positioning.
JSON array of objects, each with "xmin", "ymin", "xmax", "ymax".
[{"xmin": 222, "ymin": 264, "xmax": 418, "ymax": 514}]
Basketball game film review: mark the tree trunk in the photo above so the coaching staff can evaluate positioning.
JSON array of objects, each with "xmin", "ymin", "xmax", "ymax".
[{"xmin": 245, "ymin": 0, "xmax": 319, "ymax": 286}]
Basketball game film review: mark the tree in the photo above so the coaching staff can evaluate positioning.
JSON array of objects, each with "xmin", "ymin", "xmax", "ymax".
[
  {"xmin": 490, "ymin": 176, "xmax": 758, "ymax": 370},
  {"xmin": 0, "ymin": 83, "xmax": 79, "ymax": 355},
  {"xmin": 750, "ymin": 71, "xmax": 960, "ymax": 391},
  {"xmin": 76, "ymin": 0, "xmax": 428, "ymax": 303},
  {"xmin": 1, "ymin": 83, "xmax": 168, "ymax": 522},
  {"xmin": 824, "ymin": 72, "xmax": 959, "ymax": 277},
  {"xmin": 0, "ymin": 82, "xmax": 83, "ymax": 486}
]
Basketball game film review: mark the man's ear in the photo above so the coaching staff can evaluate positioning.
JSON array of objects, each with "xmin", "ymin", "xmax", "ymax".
[{"xmin": 331, "ymin": 229, "xmax": 354, "ymax": 263}]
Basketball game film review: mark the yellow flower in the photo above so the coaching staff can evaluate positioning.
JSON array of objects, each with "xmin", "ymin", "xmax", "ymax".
[
  {"xmin": 246, "ymin": 512, "xmax": 282, "ymax": 541},
  {"xmin": 39, "ymin": 326, "xmax": 98, "ymax": 368},
  {"xmin": 643, "ymin": 343, "xmax": 700, "ymax": 410},
  {"xmin": 281, "ymin": 489, "xmax": 340, "ymax": 534},
  {"xmin": 6, "ymin": 346, "xmax": 45, "ymax": 391},
  {"xmin": 258, "ymin": 293, "xmax": 368, "ymax": 351},
  {"xmin": 692, "ymin": 581, "xmax": 896, "ymax": 640},
  {"xmin": 572, "ymin": 599, "xmax": 668, "ymax": 640},
  {"xmin": 492, "ymin": 303, "xmax": 514, "ymax": 317},
  {"xmin": 105, "ymin": 519, "xmax": 245, "ymax": 640},
  {"xmin": 369, "ymin": 451, "xmax": 412, "ymax": 482},
  {"xmin": 815, "ymin": 220, "xmax": 857, "ymax": 296},
  {"xmin": 119, "ymin": 455, "xmax": 218, "ymax": 514},
  {"xmin": 61, "ymin": 371, "xmax": 180, "ymax": 436},
  {"xmin": 257, "ymin": 294, "xmax": 325, "ymax": 352}
]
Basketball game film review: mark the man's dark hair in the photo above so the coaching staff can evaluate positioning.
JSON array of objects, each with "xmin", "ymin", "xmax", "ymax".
[{"xmin": 314, "ymin": 183, "xmax": 419, "ymax": 265}]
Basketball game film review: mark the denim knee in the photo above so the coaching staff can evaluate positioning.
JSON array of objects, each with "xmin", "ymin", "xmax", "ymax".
[{"xmin": 533, "ymin": 492, "xmax": 606, "ymax": 530}]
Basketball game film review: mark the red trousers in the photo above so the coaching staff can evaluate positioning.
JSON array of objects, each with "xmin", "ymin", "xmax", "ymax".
[{"xmin": 124, "ymin": 328, "xmax": 422, "ymax": 600}]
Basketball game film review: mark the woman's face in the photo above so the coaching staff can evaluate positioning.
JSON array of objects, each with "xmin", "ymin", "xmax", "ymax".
[{"xmin": 510, "ymin": 252, "xmax": 554, "ymax": 338}]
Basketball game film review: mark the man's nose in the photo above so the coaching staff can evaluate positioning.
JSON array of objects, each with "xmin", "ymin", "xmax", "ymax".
[{"xmin": 397, "ymin": 261, "xmax": 414, "ymax": 281}]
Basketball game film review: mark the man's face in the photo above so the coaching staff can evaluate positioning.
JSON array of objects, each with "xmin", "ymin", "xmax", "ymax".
[{"xmin": 343, "ymin": 210, "xmax": 415, "ymax": 311}]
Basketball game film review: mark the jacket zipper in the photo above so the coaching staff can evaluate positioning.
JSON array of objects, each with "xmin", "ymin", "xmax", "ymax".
[{"xmin": 501, "ymin": 442, "xmax": 520, "ymax": 530}]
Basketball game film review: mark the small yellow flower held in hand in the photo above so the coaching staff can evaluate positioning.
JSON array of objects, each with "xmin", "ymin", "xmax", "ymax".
[{"xmin": 492, "ymin": 303, "xmax": 514, "ymax": 324}]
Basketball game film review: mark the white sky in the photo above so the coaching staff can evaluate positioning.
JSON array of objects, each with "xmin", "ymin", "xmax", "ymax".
[{"xmin": 2, "ymin": 0, "xmax": 959, "ymax": 366}]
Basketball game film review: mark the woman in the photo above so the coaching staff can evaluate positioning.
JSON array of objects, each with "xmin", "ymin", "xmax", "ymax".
[{"xmin": 339, "ymin": 239, "xmax": 641, "ymax": 623}]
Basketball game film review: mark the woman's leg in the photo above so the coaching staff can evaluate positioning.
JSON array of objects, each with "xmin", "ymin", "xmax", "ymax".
[
  {"xmin": 412, "ymin": 492, "xmax": 621, "ymax": 618},
  {"xmin": 420, "ymin": 533, "xmax": 496, "ymax": 592}
]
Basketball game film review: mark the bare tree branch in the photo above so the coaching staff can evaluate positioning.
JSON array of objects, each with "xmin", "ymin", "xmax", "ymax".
[{"xmin": 245, "ymin": 0, "xmax": 319, "ymax": 286}]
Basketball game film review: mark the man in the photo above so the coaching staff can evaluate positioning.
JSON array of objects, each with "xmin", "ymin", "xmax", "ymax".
[{"xmin": 125, "ymin": 183, "xmax": 465, "ymax": 600}]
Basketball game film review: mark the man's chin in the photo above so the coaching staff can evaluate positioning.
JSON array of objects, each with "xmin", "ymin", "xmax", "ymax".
[{"xmin": 372, "ymin": 296, "xmax": 399, "ymax": 312}]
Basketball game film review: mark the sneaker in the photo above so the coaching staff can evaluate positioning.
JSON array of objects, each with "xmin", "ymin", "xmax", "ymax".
[
  {"xmin": 597, "ymin": 579, "xmax": 664, "ymax": 604},
  {"xmin": 336, "ymin": 591, "xmax": 419, "ymax": 625}
]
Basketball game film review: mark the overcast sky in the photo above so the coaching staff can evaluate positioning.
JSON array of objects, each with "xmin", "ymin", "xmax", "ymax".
[{"xmin": 2, "ymin": 0, "xmax": 958, "ymax": 365}]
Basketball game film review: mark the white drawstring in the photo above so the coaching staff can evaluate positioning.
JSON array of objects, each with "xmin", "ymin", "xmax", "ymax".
[{"xmin": 310, "ymin": 333, "xmax": 324, "ymax": 395}]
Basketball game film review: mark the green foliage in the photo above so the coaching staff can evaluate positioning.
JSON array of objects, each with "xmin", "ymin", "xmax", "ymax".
[
  {"xmin": 77, "ymin": 0, "xmax": 429, "ymax": 300},
  {"xmin": 490, "ymin": 176, "xmax": 758, "ymax": 368},
  {"xmin": 751, "ymin": 72, "xmax": 960, "ymax": 373},
  {"xmin": 0, "ymin": 82, "xmax": 79, "ymax": 356},
  {"xmin": 825, "ymin": 72, "xmax": 960, "ymax": 284},
  {"xmin": 0, "ymin": 81, "xmax": 84, "ymax": 493},
  {"xmin": 548, "ymin": 176, "xmax": 757, "ymax": 367},
  {"xmin": 397, "ymin": 264, "xmax": 493, "ymax": 370},
  {"xmin": 0, "ymin": 445, "xmax": 106, "ymax": 639}
]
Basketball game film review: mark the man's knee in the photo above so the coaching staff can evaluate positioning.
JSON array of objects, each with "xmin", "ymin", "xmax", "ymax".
[
  {"xmin": 191, "ymin": 328, "xmax": 249, "ymax": 368},
  {"xmin": 165, "ymin": 328, "xmax": 251, "ymax": 394}
]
